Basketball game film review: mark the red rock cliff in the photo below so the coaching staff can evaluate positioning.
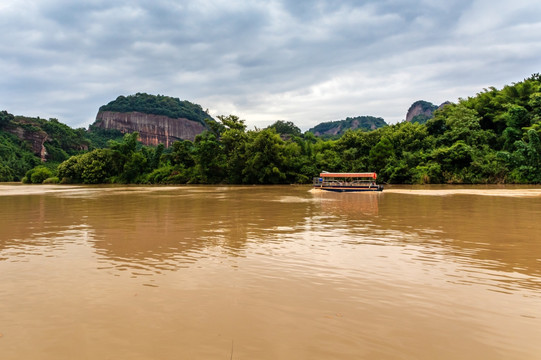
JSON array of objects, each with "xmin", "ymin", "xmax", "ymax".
[
  {"xmin": 93, "ymin": 111, "xmax": 207, "ymax": 147},
  {"xmin": 406, "ymin": 102, "xmax": 434, "ymax": 122},
  {"xmin": 6, "ymin": 122, "xmax": 48, "ymax": 161}
]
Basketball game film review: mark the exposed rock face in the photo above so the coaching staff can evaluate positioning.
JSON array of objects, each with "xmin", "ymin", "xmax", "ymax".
[
  {"xmin": 313, "ymin": 128, "xmax": 338, "ymax": 137},
  {"xmin": 312, "ymin": 119, "xmax": 369, "ymax": 136},
  {"xmin": 93, "ymin": 111, "xmax": 207, "ymax": 147},
  {"xmin": 438, "ymin": 101, "xmax": 452, "ymax": 110},
  {"xmin": 6, "ymin": 122, "xmax": 48, "ymax": 161},
  {"xmin": 309, "ymin": 116, "xmax": 387, "ymax": 137},
  {"xmin": 406, "ymin": 101, "xmax": 438, "ymax": 123}
]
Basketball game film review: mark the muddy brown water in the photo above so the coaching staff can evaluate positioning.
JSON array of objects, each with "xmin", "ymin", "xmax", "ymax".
[{"xmin": 1, "ymin": 184, "xmax": 540, "ymax": 359}]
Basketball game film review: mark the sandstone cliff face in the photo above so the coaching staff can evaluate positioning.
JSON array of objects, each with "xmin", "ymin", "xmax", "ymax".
[
  {"xmin": 309, "ymin": 116, "xmax": 387, "ymax": 137},
  {"xmin": 406, "ymin": 101, "xmax": 437, "ymax": 123},
  {"xmin": 6, "ymin": 123, "xmax": 48, "ymax": 161},
  {"xmin": 93, "ymin": 111, "xmax": 207, "ymax": 147},
  {"xmin": 406, "ymin": 100, "xmax": 452, "ymax": 123}
]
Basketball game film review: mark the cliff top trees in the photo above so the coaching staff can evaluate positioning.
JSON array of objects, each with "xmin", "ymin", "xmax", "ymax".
[
  {"xmin": 267, "ymin": 120, "xmax": 302, "ymax": 137},
  {"xmin": 0, "ymin": 110, "xmax": 14, "ymax": 129},
  {"xmin": 99, "ymin": 93, "xmax": 213, "ymax": 126}
]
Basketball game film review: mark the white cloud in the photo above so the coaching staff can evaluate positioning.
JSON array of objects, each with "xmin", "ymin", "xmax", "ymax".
[{"xmin": 1, "ymin": 0, "xmax": 540, "ymax": 130}]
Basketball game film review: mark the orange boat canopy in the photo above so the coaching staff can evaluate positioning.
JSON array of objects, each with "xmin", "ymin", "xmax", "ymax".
[{"xmin": 319, "ymin": 172, "xmax": 377, "ymax": 179}]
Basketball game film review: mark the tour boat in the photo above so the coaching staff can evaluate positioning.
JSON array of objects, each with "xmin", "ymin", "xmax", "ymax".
[{"xmin": 313, "ymin": 172, "xmax": 384, "ymax": 192}]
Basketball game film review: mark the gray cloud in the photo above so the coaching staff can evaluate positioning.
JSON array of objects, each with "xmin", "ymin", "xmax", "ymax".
[{"xmin": 1, "ymin": 0, "xmax": 540, "ymax": 130}]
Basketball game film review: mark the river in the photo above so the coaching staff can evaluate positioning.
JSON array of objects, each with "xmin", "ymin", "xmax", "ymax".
[{"xmin": 1, "ymin": 184, "xmax": 540, "ymax": 359}]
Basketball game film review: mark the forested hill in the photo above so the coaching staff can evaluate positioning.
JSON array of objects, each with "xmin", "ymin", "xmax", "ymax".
[
  {"xmin": 98, "ymin": 93, "xmax": 212, "ymax": 125},
  {"xmin": 406, "ymin": 100, "xmax": 439, "ymax": 124},
  {"xmin": 308, "ymin": 116, "xmax": 387, "ymax": 137},
  {"xmin": 0, "ymin": 111, "xmax": 124, "ymax": 181},
  {"xmin": 2, "ymin": 74, "xmax": 541, "ymax": 185}
]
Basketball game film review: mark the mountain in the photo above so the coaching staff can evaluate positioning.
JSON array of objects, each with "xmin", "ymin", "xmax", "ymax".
[
  {"xmin": 91, "ymin": 93, "xmax": 212, "ymax": 147},
  {"xmin": 406, "ymin": 100, "xmax": 451, "ymax": 124},
  {"xmin": 308, "ymin": 116, "xmax": 387, "ymax": 137}
]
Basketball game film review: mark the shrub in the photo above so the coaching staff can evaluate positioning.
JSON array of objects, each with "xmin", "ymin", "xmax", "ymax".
[
  {"xmin": 22, "ymin": 166, "xmax": 53, "ymax": 184},
  {"xmin": 43, "ymin": 176, "xmax": 60, "ymax": 184}
]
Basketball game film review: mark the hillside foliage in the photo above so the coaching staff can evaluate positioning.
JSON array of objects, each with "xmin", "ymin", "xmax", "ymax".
[
  {"xmin": 3, "ymin": 74, "xmax": 541, "ymax": 185},
  {"xmin": 0, "ymin": 113, "xmax": 124, "ymax": 181},
  {"xmin": 0, "ymin": 131, "xmax": 41, "ymax": 182}
]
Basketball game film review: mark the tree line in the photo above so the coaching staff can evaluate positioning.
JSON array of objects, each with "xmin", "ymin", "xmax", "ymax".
[{"xmin": 5, "ymin": 74, "xmax": 541, "ymax": 184}]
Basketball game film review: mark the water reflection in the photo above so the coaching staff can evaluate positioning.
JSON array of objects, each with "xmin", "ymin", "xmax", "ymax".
[
  {"xmin": 2, "ymin": 185, "xmax": 541, "ymax": 290},
  {"xmin": 311, "ymin": 189, "xmax": 380, "ymax": 216},
  {"xmin": 308, "ymin": 187, "xmax": 541, "ymax": 293},
  {"xmin": 0, "ymin": 186, "xmax": 319, "ymax": 276},
  {"xmin": 380, "ymin": 191, "xmax": 541, "ymax": 278},
  {"xmin": 0, "ymin": 194, "xmax": 91, "ymax": 256}
]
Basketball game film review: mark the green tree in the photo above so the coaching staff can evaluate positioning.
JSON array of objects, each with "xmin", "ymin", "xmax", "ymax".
[
  {"xmin": 80, "ymin": 149, "xmax": 121, "ymax": 184},
  {"xmin": 430, "ymin": 141, "xmax": 473, "ymax": 182},
  {"xmin": 412, "ymin": 162, "xmax": 443, "ymax": 184},
  {"xmin": 509, "ymin": 129, "xmax": 541, "ymax": 182},
  {"xmin": 0, "ymin": 110, "xmax": 14, "ymax": 129},
  {"xmin": 439, "ymin": 104, "xmax": 485, "ymax": 146},
  {"xmin": 193, "ymin": 131, "xmax": 226, "ymax": 183},
  {"xmin": 57, "ymin": 149, "xmax": 121, "ymax": 184},
  {"xmin": 220, "ymin": 115, "xmax": 249, "ymax": 183},
  {"xmin": 0, "ymin": 131, "xmax": 41, "ymax": 181},
  {"xmin": 242, "ymin": 128, "xmax": 287, "ymax": 184},
  {"xmin": 369, "ymin": 137, "xmax": 394, "ymax": 173},
  {"xmin": 121, "ymin": 152, "xmax": 147, "ymax": 183},
  {"xmin": 109, "ymin": 132, "xmax": 139, "ymax": 157},
  {"xmin": 22, "ymin": 166, "xmax": 53, "ymax": 184},
  {"xmin": 267, "ymin": 120, "xmax": 302, "ymax": 137},
  {"xmin": 30, "ymin": 167, "xmax": 53, "ymax": 184},
  {"xmin": 0, "ymin": 163, "xmax": 13, "ymax": 181},
  {"xmin": 167, "ymin": 140, "xmax": 195, "ymax": 168}
]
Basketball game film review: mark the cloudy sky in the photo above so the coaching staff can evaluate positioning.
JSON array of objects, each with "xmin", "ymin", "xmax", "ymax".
[{"xmin": 1, "ymin": 0, "xmax": 540, "ymax": 130}]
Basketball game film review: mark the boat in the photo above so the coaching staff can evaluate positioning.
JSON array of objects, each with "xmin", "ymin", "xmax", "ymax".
[{"xmin": 313, "ymin": 172, "xmax": 384, "ymax": 192}]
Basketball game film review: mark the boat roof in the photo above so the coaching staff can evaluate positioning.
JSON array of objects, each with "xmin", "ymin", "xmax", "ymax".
[{"xmin": 319, "ymin": 172, "xmax": 377, "ymax": 179}]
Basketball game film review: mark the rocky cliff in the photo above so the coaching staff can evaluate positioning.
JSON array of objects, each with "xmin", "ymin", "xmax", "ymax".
[
  {"xmin": 93, "ymin": 111, "xmax": 207, "ymax": 147},
  {"xmin": 406, "ymin": 100, "xmax": 452, "ymax": 124},
  {"xmin": 6, "ymin": 121, "xmax": 48, "ymax": 161},
  {"xmin": 405, "ymin": 101, "xmax": 439, "ymax": 123},
  {"xmin": 309, "ymin": 116, "xmax": 387, "ymax": 137}
]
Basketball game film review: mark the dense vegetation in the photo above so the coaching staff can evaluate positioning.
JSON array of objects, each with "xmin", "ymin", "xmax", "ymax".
[
  {"xmin": 0, "ymin": 130, "xmax": 41, "ymax": 182},
  {"xmin": 267, "ymin": 120, "xmax": 302, "ymax": 137},
  {"xmin": 0, "ymin": 111, "xmax": 123, "ymax": 181},
  {"xmin": 98, "ymin": 93, "xmax": 212, "ymax": 125},
  {"xmin": 3, "ymin": 74, "xmax": 541, "ymax": 185},
  {"xmin": 308, "ymin": 116, "xmax": 387, "ymax": 137}
]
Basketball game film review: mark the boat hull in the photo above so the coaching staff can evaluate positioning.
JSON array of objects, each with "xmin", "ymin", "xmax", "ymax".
[{"xmin": 317, "ymin": 186, "xmax": 383, "ymax": 192}]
